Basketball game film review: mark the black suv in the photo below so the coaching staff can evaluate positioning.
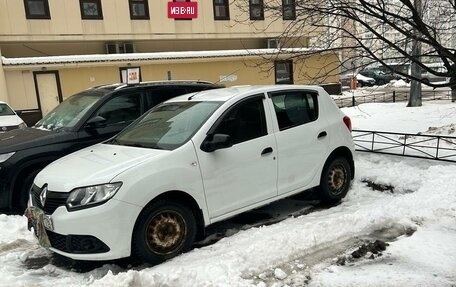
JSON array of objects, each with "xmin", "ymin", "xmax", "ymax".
[{"xmin": 0, "ymin": 81, "xmax": 222, "ymax": 213}]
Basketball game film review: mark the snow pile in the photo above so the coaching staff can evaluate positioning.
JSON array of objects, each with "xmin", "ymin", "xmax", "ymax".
[
  {"xmin": 389, "ymin": 79, "xmax": 410, "ymax": 88},
  {"xmin": 422, "ymin": 123, "xmax": 456, "ymax": 136},
  {"xmin": 309, "ymin": 217, "xmax": 456, "ymax": 287}
]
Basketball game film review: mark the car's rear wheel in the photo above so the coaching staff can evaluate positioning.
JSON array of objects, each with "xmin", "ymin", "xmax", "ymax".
[
  {"xmin": 132, "ymin": 201, "xmax": 196, "ymax": 264},
  {"xmin": 318, "ymin": 157, "xmax": 351, "ymax": 205}
]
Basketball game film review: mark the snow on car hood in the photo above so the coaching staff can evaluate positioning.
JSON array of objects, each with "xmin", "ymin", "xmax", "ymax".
[
  {"xmin": 34, "ymin": 143, "xmax": 168, "ymax": 192},
  {"xmin": 0, "ymin": 115, "xmax": 23, "ymax": 127}
]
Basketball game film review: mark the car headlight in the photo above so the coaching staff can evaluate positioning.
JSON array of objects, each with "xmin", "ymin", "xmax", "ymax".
[
  {"xmin": 0, "ymin": 152, "xmax": 15, "ymax": 163},
  {"xmin": 18, "ymin": 122, "xmax": 27, "ymax": 129},
  {"xmin": 66, "ymin": 182, "xmax": 122, "ymax": 211}
]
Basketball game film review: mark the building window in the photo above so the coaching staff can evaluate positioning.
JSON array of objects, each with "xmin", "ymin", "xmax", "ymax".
[
  {"xmin": 250, "ymin": 0, "xmax": 264, "ymax": 20},
  {"xmin": 79, "ymin": 0, "xmax": 103, "ymax": 19},
  {"xmin": 213, "ymin": 0, "xmax": 230, "ymax": 20},
  {"xmin": 24, "ymin": 0, "xmax": 50, "ymax": 19},
  {"xmin": 282, "ymin": 0, "xmax": 296, "ymax": 20},
  {"xmin": 174, "ymin": 0, "xmax": 191, "ymax": 21},
  {"xmin": 275, "ymin": 60, "xmax": 294, "ymax": 84},
  {"xmin": 129, "ymin": 0, "xmax": 149, "ymax": 20}
]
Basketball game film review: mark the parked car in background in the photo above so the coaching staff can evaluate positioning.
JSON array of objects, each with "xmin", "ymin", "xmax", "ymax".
[
  {"xmin": 373, "ymin": 62, "xmax": 448, "ymax": 83},
  {"xmin": 340, "ymin": 72, "xmax": 376, "ymax": 89},
  {"xmin": 0, "ymin": 101, "xmax": 27, "ymax": 132},
  {"xmin": 26, "ymin": 85, "xmax": 355, "ymax": 264},
  {"xmin": 355, "ymin": 74, "xmax": 376, "ymax": 87},
  {"xmin": 0, "ymin": 81, "xmax": 223, "ymax": 213},
  {"xmin": 359, "ymin": 69, "xmax": 399, "ymax": 85},
  {"xmin": 420, "ymin": 63, "xmax": 448, "ymax": 83}
]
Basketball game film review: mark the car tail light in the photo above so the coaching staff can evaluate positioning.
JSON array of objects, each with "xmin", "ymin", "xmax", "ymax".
[{"xmin": 343, "ymin": 116, "xmax": 352, "ymax": 132}]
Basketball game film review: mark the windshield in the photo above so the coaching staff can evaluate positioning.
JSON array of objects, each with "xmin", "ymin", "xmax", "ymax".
[
  {"xmin": 34, "ymin": 90, "xmax": 104, "ymax": 130},
  {"xmin": 0, "ymin": 104, "xmax": 15, "ymax": 116},
  {"xmin": 108, "ymin": 101, "xmax": 221, "ymax": 150}
]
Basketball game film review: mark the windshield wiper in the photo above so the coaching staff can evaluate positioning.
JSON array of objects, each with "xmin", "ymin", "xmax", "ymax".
[
  {"xmin": 106, "ymin": 138, "xmax": 120, "ymax": 145},
  {"xmin": 123, "ymin": 142, "xmax": 165, "ymax": 150},
  {"xmin": 122, "ymin": 143, "xmax": 148, "ymax": 148}
]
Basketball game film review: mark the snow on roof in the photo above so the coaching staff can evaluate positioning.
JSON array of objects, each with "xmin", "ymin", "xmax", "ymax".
[{"xmin": 1, "ymin": 48, "xmax": 316, "ymax": 66}]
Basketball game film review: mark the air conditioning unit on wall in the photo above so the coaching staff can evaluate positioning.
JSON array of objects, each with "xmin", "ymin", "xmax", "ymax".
[{"xmin": 267, "ymin": 38, "xmax": 280, "ymax": 49}]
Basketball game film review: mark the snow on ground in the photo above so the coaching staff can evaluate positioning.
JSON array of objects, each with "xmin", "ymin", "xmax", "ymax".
[
  {"xmin": 0, "ymin": 101, "xmax": 455, "ymax": 287},
  {"xmin": 343, "ymin": 101, "xmax": 456, "ymax": 133}
]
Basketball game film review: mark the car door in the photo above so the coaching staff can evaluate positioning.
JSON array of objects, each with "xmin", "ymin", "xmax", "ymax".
[
  {"xmin": 268, "ymin": 90, "xmax": 330, "ymax": 195},
  {"xmin": 195, "ymin": 95, "xmax": 278, "ymax": 220},
  {"xmin": 77, "ymin": 91, "xmax": 142, "ymax": 147}
]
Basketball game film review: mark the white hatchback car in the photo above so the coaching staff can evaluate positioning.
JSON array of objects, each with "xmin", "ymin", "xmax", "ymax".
[
  {"xmin": 0, "ymin": 101, "xmax": 27, "ymax": 132},
  {"xmin": 26, "ymin": 85, "xmax": 355, "ymax": 264}
]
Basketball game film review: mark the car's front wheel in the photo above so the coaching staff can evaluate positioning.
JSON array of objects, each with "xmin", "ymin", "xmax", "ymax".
[
  {"xmin": 132, "ymin": 200, "xmax": 197, "ymax": 264},
  {"xmin": 318, "ymin": 157, "xmax": 351, "ymax": 205}
]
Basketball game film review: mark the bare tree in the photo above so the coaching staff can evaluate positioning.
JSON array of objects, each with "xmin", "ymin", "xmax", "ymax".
[{"xmin": 235, "ymin": 0, "xmax": 456, "ymax": 106}]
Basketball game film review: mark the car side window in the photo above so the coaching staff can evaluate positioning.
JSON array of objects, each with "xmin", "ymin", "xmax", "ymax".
[
  {"xmin": 270, "ymin": 91, "xmax": 318, "ymax": 130},
  {"xmin": 96, "ymin": 93, "xmax": 141, "ymax": 126},
  {"xmin": 212, "ymin": 96, "xmax": 267, "ymax": 145}
]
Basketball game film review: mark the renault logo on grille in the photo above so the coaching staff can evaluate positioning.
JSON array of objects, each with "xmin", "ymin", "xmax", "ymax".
[{"xmin": 40, "ymin": 186, "xmax": 48, "ymax": 206}]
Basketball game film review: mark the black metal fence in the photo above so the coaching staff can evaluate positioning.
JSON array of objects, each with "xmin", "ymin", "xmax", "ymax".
[
  {"xmin": 334, "ymin": 89, "xmax": 453, "ymax": 108},
  {"xmin": 352, "ymin": 129, "xmax": 456, "ymax": 162}
]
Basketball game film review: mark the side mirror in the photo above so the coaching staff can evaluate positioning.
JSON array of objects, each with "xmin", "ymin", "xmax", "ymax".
[
  {"xmin": 201, "ymin": 133, "xmax": 232, "ymax": 152},
  {"xmin": 85, "ymin": 116, "xmax": 107, "ymax": 129}
]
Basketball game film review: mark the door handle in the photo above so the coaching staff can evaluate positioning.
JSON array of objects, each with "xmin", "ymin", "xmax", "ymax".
[
  {"xmin": 318, "ymin": 131, "xmax": 327, "ymax": 139},
  {"xmin": 261, "ymin": 147, "xmax": 273, "ymax": 155}
]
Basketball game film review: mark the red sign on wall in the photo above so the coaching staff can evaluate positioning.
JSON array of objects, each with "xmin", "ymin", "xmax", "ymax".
[{"xmin": 168, "ymin": 2, "xmax": 198, "ymax": 19}]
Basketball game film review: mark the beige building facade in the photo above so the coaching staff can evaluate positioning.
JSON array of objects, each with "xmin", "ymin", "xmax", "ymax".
[{"xmin": 0, "ymin": 0, "xmax": 339, "ymax": 123}]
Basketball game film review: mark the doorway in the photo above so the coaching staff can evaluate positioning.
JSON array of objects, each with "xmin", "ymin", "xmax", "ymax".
[{"xmin": 33, "ymin": 71, "xmax": 63, "ymax": 117}]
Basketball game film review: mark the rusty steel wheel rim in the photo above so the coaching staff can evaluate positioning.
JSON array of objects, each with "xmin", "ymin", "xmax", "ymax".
[
  {"xmin": 146, "ymin": 210, "xmax": 187, "ymax": 255},
  {"xmin": 327, "ymin": 163, "xmax": 347, "ymax": 196}
]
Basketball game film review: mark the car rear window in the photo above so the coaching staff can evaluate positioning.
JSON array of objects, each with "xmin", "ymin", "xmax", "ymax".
[{"xmin": 269, "ymin": 91, "xmax": 319, "ymax": 130}]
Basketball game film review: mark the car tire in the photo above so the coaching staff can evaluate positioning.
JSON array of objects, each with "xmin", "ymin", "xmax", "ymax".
[
  {"xmin": 318, "ymin": 157, "xmax": 351, "ymax": 205},
  {"xmin": 15, "ymin": 169, "xmax": 40, "ymax": 214},
  {"xmin": 132, "ymin": 200, "xmax": 197, "ymax": 264}
]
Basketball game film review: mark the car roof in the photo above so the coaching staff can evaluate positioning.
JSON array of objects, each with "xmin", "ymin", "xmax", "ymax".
[
  {"xmin": 90, "ymin": 80, "xmax": 221, "ymax": 92},
  {"xmin": 168, "ymin": 85, "xmax": 326, "ymax": 103}
]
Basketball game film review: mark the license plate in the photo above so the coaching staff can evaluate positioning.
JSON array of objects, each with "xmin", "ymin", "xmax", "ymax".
[
  {"xmin": 42, "ymin": 214, "xmax": 54, "ymax": 231},
  {"xmin": 25, "ymin": 207, "xmax": 53, "ymax": 248}
]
